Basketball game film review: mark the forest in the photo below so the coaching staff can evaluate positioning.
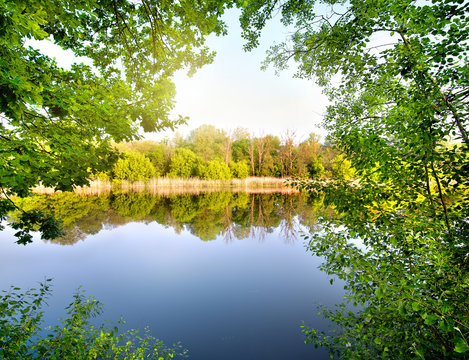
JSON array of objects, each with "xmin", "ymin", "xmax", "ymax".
[{"xmin": 103, "ymin": 126, "xmax": 354, "ymax": 182}]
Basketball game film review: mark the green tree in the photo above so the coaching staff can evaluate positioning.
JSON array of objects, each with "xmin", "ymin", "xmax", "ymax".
[
  {"xmin": 297, "ymin": 133, "xmax": 323, "ymax": 178},
  {"xmin": 147, "ymin": 143, "xmax": 173, "ymax": 177},
  {"xmin": 168, "ymin": 148, "xmax": 200, "ymax": 178},
  {"xmin": 113, "ymin": 152, "xmax": 157, "ymax": 181},
  {"xmin": 232, "ymin": 128, "xmax": 251, "ymax": 163},
  {"xmin": 0, "ymin": 0, "xmax": 232, "ymax": 243},
  {"xmin": 240, "ymin": 0, "xmax": 469, "ymax": 358},
  {"xmin": 188, "ymin": 125, "xmax": 226, "ymax": 162}
]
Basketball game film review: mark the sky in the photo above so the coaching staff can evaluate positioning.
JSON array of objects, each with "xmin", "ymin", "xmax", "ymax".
[
  {"xmin": 30, "ymin": 8, "xmax": 329, "ymax": 143},
  {"xmin": 148, "ymin": 8, "xmax": 329, "ymax": 143}
]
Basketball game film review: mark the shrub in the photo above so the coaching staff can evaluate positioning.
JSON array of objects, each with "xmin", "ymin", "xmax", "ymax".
[
  {"xmin": 0, "ymin": 280, "xmax": 178, "ymax": 359},
  {"xmin": 168, "ymin": 148, "xmax": 199, "ymax": 178},
  {"xmin": 229, "ymin": 160, "xmax": 250, "ymax": 179},
  {"xmin": 113, "ymin": 152, "xmax": 157, "ymax": 181},
  {"xmin": 91, "ymin": 171, "xmax": 110, "ymax": 181},
  {"xmin": 200, "ymin": 159, "xmax": 232, "ymax": 180}
]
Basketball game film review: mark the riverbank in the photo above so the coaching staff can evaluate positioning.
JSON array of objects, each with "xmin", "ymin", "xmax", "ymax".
[{"xmin": 33, "ymin": 177, "xmax": 298, "ymax": 196}]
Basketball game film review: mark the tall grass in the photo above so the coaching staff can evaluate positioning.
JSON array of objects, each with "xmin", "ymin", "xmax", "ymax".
[{"xmin": 33, "ymin": 177, "xmax": 298, "ymax": 196}]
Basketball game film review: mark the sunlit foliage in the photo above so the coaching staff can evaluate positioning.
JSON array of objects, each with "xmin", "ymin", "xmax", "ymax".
[
  {"xmin": 240, "ymin": 0, "xmax": 469, "ymax": 358},
  {"xmin": 113, "ymin": 152, "xmax": 157, "ymax": 181}
]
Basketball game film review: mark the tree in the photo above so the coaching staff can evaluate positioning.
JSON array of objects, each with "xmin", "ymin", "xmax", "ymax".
[
  {"xmin": 222, "ymin": 130, "xmax": 234, "ymax": 165},
  {"xmin": 147, "ymin": 143, "xmax": 173, "ymax": 176},
  {"xmin": 231, "ymin": 127, "xmax": 251, "ymax": 163},
  {"xmin": 255, "ymin": 132, "xmax": 268, "ymax": 176},
  {"xmin": 240, "ymin": 0, "xmax": 469, "ymax": 358},
  {"xmin": 298, "ymin": 133, "xmax": 323, "ymax": 178},
  {"xmin": 188, "ymin": 124, "xmax": 225, "ymax": 162},
  {"xmin": 261, "ymin": 135, "xmax": 281, "ymax": 176},
  {"xmin": 247, "ymin": 133, "xmax": 256, "ymax": 176},
  {"xmin": 1, "ymin": 0, "xmax": 232, "ymax": 243},
  {"xmin": 279, "ymin": 130, "xmax": 298, "ymax": 177},
  {"xmin": 307, "ymin": 157, "xmax": 324, "ymax": 179}
]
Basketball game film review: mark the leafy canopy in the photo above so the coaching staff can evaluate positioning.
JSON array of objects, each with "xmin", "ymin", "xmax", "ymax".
[{"xmin": 239, "ymin": 0, "xmax": 468, "ymax": 358}]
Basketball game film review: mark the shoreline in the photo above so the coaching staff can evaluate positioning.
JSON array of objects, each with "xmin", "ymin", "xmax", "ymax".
[{"xmin": 33, "ymin": 177, "xmax": 300, "ymax": 196}]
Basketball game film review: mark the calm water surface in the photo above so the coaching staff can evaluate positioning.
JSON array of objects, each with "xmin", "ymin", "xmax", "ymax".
[{"xmin": 0, "ymin": 192, "xmax": 345, "ymax": 359}]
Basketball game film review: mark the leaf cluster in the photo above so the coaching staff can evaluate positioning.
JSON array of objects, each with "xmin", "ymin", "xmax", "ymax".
[{"xmin": 0, "ymin": 280, "xmax": 179, "ymax": 359}]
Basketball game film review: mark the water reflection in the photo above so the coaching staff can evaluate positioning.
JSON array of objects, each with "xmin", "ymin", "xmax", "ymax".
[{"xmin": 13, "ymin": 191, "xmax": 329, "ymax": 245}]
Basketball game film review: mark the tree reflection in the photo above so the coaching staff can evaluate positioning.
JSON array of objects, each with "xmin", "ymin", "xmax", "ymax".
[{"xmin": 11, "ymin": 191, "xmax": 326, "ymax": 244}]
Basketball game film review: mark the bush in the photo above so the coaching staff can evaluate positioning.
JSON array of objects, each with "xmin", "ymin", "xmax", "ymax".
[
  {"xmin": 147, "ymin": 144, "xmax": 171, "ymax": 176},
  {"xmin": 168, "ymin": 148, "xmax": 199, "ymax": 178},
  {"xmin": 0, "ymin": 280, "xmax": 178, "ymax": 359},
  {"xmin": 113, "ymin": 152, "xmax": 157, "ymax": 181},
  {"xmin": 200, "ymin": 159, "xmax": 232, "ymax": 180},
  {"xmin": 90, "ymin": 171, "xmax": 110, "ymax": 181},
  {"xmin": 229, "ymin": 160, "xmax": 250, "ymax": 179}
]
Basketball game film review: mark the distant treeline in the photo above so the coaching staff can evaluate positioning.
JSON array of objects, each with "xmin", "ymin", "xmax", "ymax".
[{"xmin": 94, "ymin": 125, "xmax": 354, "ymax": 182}]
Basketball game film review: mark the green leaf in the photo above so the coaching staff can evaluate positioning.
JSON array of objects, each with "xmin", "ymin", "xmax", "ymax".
[
  {"xmin": 374, "ymin": 287, "xmax": 384, "ymax": 300},
  {"xmin": 455, "ymin": 339, "xmax": 469, "ymax": 353}
]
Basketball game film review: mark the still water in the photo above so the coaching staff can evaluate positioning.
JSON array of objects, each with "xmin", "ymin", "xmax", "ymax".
[{"xmin": 0, "ymin": 191, "xmax": 345, "ymax": 359}]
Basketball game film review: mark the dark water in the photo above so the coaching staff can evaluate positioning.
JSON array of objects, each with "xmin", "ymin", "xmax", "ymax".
[{"xmin": 0, "ymin": 191, "xmax": 345, "ymax": 360}]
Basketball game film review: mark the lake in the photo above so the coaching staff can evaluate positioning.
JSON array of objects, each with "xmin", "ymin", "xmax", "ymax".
[{"xmin": 0, "ymin": 191, "xmax": 345, "ymax": 359}]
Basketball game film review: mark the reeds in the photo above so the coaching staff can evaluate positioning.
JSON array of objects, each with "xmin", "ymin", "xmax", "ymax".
[{"xmin": 33, "ymin": 177, "xmax": 298, "ymax": 196}]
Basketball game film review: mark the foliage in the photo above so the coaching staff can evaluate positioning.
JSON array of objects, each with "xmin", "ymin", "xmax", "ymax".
[
  {"xmin": 112, "ymin": 152, "xmax": 157, "ymax": 181},
  {"xmin": 229, "ymin": 160, "xmax": 250, "ymax": 179},
  {"xmin": 112, "ymin": 193, "xmax": 158, "ymax": 220},
  {"xmin": 232, "ymin": 137, "xmax": 251, "ymax": 163},
  {"xmin": 0, "ymin": 0, "xmax": 233, "ymax": 242},
  {"xmin": 240, "ymin": 0, "xmax": 469, "ymax": 358},
  {"xmin": 295, "ymin": 181, "xmax": 469, "ymax": 359},
  {"xmin": 200, "ymin": 159, "xmax": 232, "ymax": 180},
  {"xmin": 9, "ymin": 191, "xmax": 319, "ymax": 244},
  {"xmin": 148, "ymin": 144, "xmax": 173, "ymax": 176},
  {"xmin": 107, "ymin": 129, "xmax": 332, "ymax": 180},
  {"xmin": 331, "ymin": 155, "xmax": 354, "ymax": 181},
  {"xmin": 0, "ymin": 280, "xmax": 179, "ymax": 359},
  {"xmin": 188, "ymin": 125, "xmax": 226, "ymax": 162},
  {"xmin": 307, "ymin": 157, "xmax": 324, "ymax": 180},
  {"xmin": 168, "ymin": 148, "xmax": 200, "ymax": 179}
]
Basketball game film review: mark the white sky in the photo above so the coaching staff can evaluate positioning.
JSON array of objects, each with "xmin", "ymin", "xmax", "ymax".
[{"xmin": 152, "ymin": 9, "xmax": 329, "ymax": 143}]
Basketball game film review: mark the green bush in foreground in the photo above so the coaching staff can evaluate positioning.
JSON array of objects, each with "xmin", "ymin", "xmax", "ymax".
[{"xmin": 0, "ymin": 280, "xmax": 179, "ymax": 360}]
